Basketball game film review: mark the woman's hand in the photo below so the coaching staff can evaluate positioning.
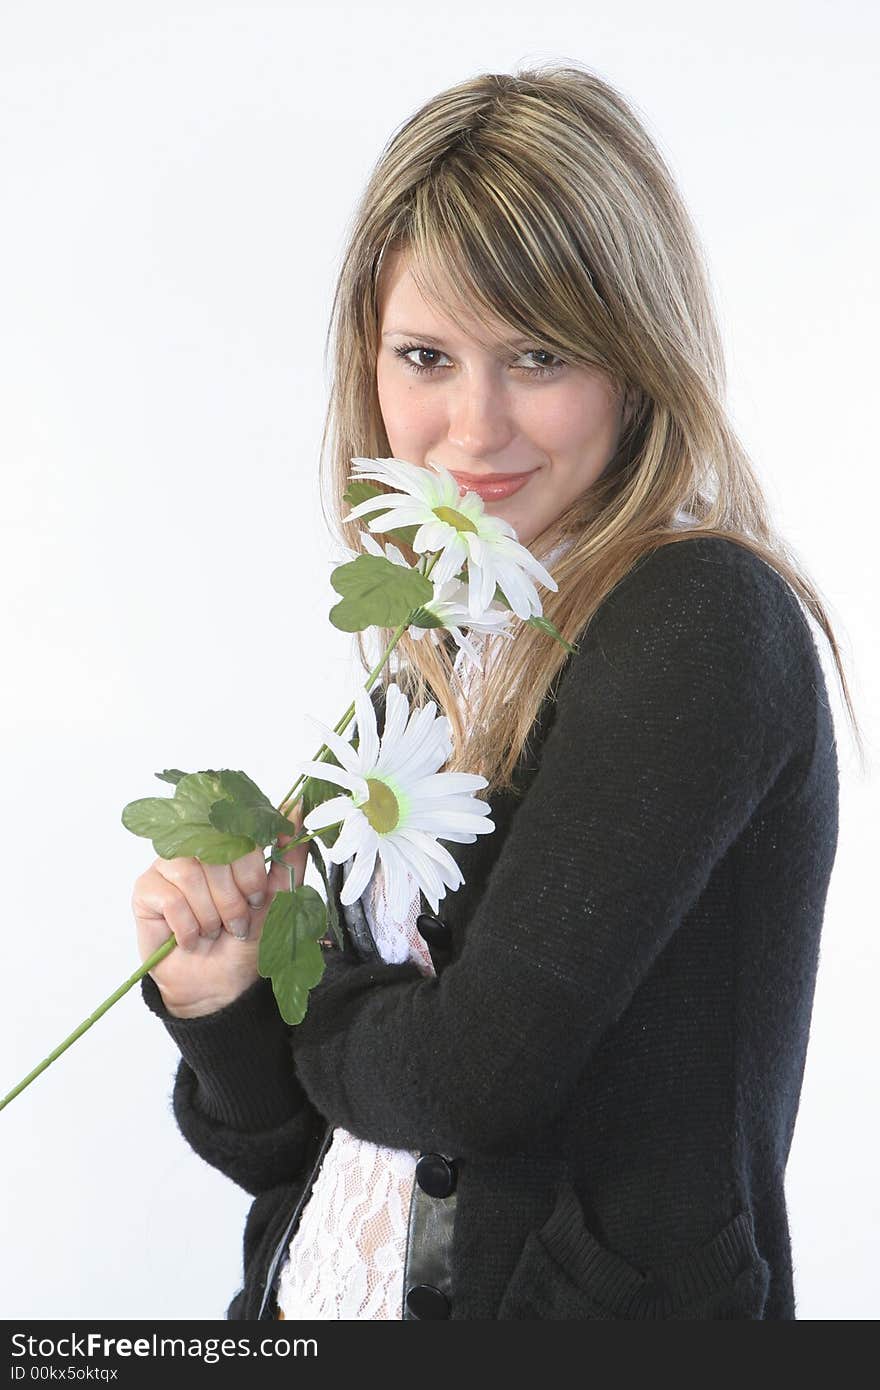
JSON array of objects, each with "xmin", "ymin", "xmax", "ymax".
[{"xmin": 132, "ymin": 798, "xmax": 309, "ymax": 1018}]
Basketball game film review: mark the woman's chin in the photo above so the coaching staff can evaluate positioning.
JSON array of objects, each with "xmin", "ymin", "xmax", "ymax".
[{"xmin": 487, "ymin": 498, "xmax": 536, "ymax": 544}]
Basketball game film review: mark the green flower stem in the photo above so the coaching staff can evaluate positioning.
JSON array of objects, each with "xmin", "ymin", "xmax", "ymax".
[
  {"xmin": 276, "ymin": 634, "xmax": 403, "ymax": 815},
  {"xmin": 277, "ymin": 551, "xmax": 441, "ymax": 815},
  {"xmin": 0, "ymin": 815, "xmax": 350, "ymax": 1113},
  {"xmin": 0, "ymin": 936, "xmax": 178, "ymax": 1112},
  {"xmin": 264, "ymin": 821, "xmax": 345, "ymax": 869},
  {"xmin": 0, "ymin": 554, "xmax": 443, "ymax": 1114}
]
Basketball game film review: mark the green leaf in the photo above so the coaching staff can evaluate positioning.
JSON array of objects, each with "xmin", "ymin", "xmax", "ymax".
[
  {"xmin": 328, "ymin": 553, "xmax": 432, "ymax": 633},
  {"xmin": 488, "ymin": 585, "xmax": 577, "ymax": 651},
  {"xmin": 208, "ymin": 769, "xmax": 297, "ymax": 845},
  {"xmin": 121, "ymin": 771, "xmax": 256, "ymax": 864},
  {"xmin": 258, "ymin": 885, "xmax": 329, "ymax": 1025},
  {"xmin": 122, "ymin": 797, "xmax": 184, "ymax": 840},
  {"xmin": 383, "ymin": 523, "xmax": 421, "ymax": 548},
  {"xmin": 154, "ymin": 769, "xmax": 188, "ymax": 785},
  {"xmin": 408, "ymin": 606, "xmax": 444, "ymax": 629},
  {"xmin": 525, "ymin": 613, "xmax": 579, "ymax": 653},
  {"xmin": 343, "ymin": 479, "xmax": 386, "ymax": 510}
]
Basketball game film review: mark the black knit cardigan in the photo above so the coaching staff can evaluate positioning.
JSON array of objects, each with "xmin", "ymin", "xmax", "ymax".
[{"xmin": 141, "ymin": 535, "xmax": 840, "ymax": 1319}]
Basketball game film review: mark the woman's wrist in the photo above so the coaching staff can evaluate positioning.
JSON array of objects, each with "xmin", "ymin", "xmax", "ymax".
[{"xmin": 162, "ymin": 992, "xmax": 244, "ymax": 1020}]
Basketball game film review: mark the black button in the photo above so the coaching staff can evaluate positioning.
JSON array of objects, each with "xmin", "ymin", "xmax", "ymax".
[
  {"xmin": 405, "ymin": 1283, "xmax": 451, "ymax": 1319},
  {"xmin": 415, "ymin": 1152, "xmax": 457, "ymax": 1198},
  {"xmin": 416, "ymin": 913, "xmax": 451, "ymax": 946}
]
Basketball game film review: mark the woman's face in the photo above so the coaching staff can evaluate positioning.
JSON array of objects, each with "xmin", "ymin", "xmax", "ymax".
[{"xmin": 375, "ymin": 250, "xmax": 628, "ymax": 548}]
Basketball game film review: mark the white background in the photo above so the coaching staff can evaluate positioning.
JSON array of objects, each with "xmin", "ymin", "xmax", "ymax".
[{"xmin": 1, "ymin": 0, "xmax": 877, "ymax": 1322}]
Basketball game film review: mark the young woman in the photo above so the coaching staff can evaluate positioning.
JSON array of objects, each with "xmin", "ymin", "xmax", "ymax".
[{"xmin": 132, "ymin": 63, "xmax": 857, "ymax": 1320}]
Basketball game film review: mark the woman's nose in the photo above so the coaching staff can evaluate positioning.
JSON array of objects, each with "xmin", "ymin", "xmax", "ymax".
[{"xmin": 446, "ymin": 378, "xmax": 515, "ymax": 457}]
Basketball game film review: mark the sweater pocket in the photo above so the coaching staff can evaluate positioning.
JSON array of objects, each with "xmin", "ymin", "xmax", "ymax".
[{"xmin": 496, "ymin": 1180, "xmax": 770, "ymax": 1320}]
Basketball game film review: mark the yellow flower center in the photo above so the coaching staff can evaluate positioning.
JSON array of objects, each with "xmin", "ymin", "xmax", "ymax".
[
  {"xmin": 361, "ymin": 778, "xmax": 400, "ymax": 834},
  {"xmin": 433, "ymin": 505, "xmax": 478, "ymax": 534}
]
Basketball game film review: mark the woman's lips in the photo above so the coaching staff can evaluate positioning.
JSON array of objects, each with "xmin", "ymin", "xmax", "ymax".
[{"xmin": 451, "ymin": 469, "xmax": 538, "ymax": 501}]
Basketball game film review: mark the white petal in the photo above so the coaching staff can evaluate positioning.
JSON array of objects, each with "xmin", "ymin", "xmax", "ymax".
[
  {"xmin": 381, "ymin": 709, "xmax": 449, "ymax": 784},
  {"xmin": 412, "ymin": 518, "xmax": 455, "ymax": 553},
  {"xmin": 302, "ymin": 795, "xmax": 354, "ymax": 831},
  {"xmin": 343, "ymin": 483, "xmax": 416, "ymax": 505},
  {"xmin": 296, "ymin": 758, "xmax": 369, "ymax": 799},
  {"xmin": 371, "ymin": 511, "xmax": 437, "ymax": 540},
  {"xmin": 401, "ymin": 697, "xmax": 438, "ymax": 746},
  {"xmin": 339, "ymin": 837, "xmax": 379, "ymax": 904},
  {"xmin": 405, "ymin": 795, "xmax": 494, "ymax": 811},
  {"xmin": 380, "ymin": 682, "xmax": 411, "ymax": 748},
  {"xmin": 455, "ymin": 491, "xmax": 487, "ymax": 524},
  {"xmin": 375, "ymin": 700, "xmax": 436, "ymax": 778},
  {"xmin": 330, "ymin": 807, "xmax": 374, "ymax": 867},
  {"xmin": 475, "ymin": 508, "xmax": 516, "ymax": 538},
  {"xmin": 341, "ymin": 493, "xmax": 409, "ymax": 523},
  {"xmin": 418, "ymin": 830, "xmax": 478, "ymax": 846},
  {"xmin": 386, "ymin": 734, "xmax": 451, "ymax": 787},
  {"xmin": 352, "ymin": 683, "xmax": 380, "ymax": 771},
  {"xmin": 350, "ymin": 456, "xmax": 436, "ymax": 502},
  {"xmin": 404, "ymin": 807, "xmax": 495, "ymax": 836},
  {"xmin": 459, "ymin": 546, "xmax": 495, "ymax": 621},
  {"xmin": 424, "ymin": 458, "xmax": 466, "ymax": 500},
  {"xmin": 493, "ymin": 534, "xmax": 559, "ymax": 590},
  {"xmin": 375, "ymin": 839, "xmax": 419, "ymax": 920},
  {"xmin": 408, "ymin": 771, "xmax": 490, "ymax": 796},
  {"xmin": 492, "ymin": 562, "xmax": 537, "ymax": 621},
  {"xmin": 386, "ymin": 833, "xmax": 445, "ymax": 906},
  {"xmin": 391, "ymin": 826, "xmax": 464, "ymax": 896},
  {"xmin": 430, "ymin": 537, "xmax": 469, "ymax": 586},
  {"xmin": 301, "ymin": 713, "xmax": 363, "ymax": 776},
  {"xmin": 359, "ymin": 531, "xmax": 384, "ymax": 557}
]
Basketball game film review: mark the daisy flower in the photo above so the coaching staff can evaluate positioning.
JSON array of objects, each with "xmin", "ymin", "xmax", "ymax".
[
  {"xmin": 295, "ymin": 681, "xmax": 494, "ymax": 918},
  {"xmin": 356, "ymin": 532, "xmax": 515, "ymax": 672},
  {"xmin": 341, "ymin": 455, "xmax": 559, "ymax": 623}
]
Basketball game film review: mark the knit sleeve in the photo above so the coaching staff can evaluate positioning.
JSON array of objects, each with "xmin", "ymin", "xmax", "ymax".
[
  {"xmin": 141, "ymin": 971, "xmax": 323, "ymax": 1196},
  {"xmin": 288, "ymin": 537, "xmax": 818, "ymax": 1160}
]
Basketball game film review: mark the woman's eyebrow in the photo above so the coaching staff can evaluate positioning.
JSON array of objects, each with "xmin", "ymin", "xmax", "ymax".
[{"xmin": 381, "ymin": 329, "xmax": 535, "ymax": 347}]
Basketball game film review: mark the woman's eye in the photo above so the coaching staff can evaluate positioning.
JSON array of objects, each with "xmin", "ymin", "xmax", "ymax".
[
  {"xmin": 394, "ymin": 345, "xmax": 448, "ymax": 374},
  {"xmin": 391, "ymin": 343, "xmax": 564, "ymax": 379}
]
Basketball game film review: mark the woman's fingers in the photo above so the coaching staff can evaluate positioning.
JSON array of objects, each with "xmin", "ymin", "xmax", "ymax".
[
  {"xmin": 148, "ymin": 799, "xmax": 306, "ymax": 951},
  {"xmin": 229, "ymin": 845, "xmax": 272, "ymax": 909},
  {"xmin": 200, "ymin": 859, "xmax": 260, "ymax": 940},
  {"xmin": 152, "ymin": 857, "xmax": 225, "ymax": 941}
]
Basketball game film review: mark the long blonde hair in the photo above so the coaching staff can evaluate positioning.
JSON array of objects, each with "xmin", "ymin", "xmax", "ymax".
[{"xmin": 316, "ymin": 61, "xmax": 865, "ymax": 798}]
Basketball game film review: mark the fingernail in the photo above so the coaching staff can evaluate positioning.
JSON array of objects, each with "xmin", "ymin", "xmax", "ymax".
[
  {"xmin": 229, "ymin": 918, "xmax": 249, "ymax": 939},
  {"xmin": 206, "ymin": 928, "xmax": 222, "ymax": 941},
  {"xmin": 248, "ymin": 892, "xmax": 266, "ymax": 908}
]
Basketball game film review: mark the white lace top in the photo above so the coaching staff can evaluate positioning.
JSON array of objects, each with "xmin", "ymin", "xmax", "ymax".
[{"xmin": 274, "ymin": 858, "xmax": 437, "ymax": 1320}]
